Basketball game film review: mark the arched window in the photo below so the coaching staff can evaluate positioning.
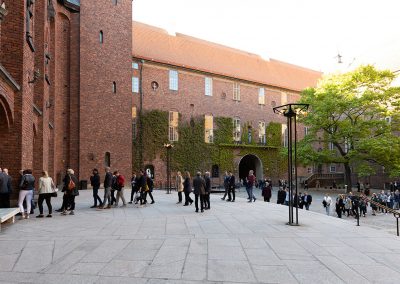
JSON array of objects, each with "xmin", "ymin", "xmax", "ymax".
[
  {"xmin": 99, "ymin": 30, "xmax": 104, "ymax": 43},
  {"xmin": 112, "ymin": 81, "xmax": 116, "ymax": 93},
  {"xmin": 211, "ymin": 165, "xmax": 219, "ymax": 178},
  {"xmin": 104, "ymin": 152, "xmax": 111, "ymax": 167}
]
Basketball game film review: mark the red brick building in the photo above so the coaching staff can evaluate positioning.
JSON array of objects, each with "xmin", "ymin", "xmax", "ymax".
[
  {"xmin": 131, "ymin": 22, "xmax": 322, "ymax": 185},
  {"xmin": 0, "ymin": 0, "xmax": 132, "ymax": 196}
]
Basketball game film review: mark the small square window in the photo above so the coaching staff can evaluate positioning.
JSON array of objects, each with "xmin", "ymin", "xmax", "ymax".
[
  {"xmin": 132, "ymin": 62, "xmax": 139, "ymax": 69},
  {"xmin": 258, "ymin": 88, "xmax": 265, "ymax": 105}
]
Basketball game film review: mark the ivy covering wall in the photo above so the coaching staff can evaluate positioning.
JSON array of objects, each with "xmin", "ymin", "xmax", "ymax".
[{"xmin": 133, "ymin": 110, "xmax": 286, "ymax": 178}]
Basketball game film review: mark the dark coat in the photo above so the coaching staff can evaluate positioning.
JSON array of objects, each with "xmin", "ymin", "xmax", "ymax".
[
  {"xmin": 262, "ymin": 185, "xmax": 272, "ymax": 199},
  {"xmin": 302, "ymin": 194, "xmax": 312, "ymax": 205},
  {"xmin": 0, "ymin": 172, "xmax": 10, "ymax": 194},
  {"xmin": 183, "ymin": 177, "xmax": 191, "ymax": 193},
  {"xmin": 204, "ymin": 176, "xmax": 211, "ymax": 193},
  {"xmin": 193, "ymin": 175, "xmax": 205, "ymax": 195},
  {"xmin": 62, "ymin": 174, "xmax": 79, "ymax": 196},
  {"xmin": 90, "ymin": 173, "xmax": 100, "ymax": 189},
  {"xmin": 19, "ymin": 174, "xmax": 35, "ymax": 191},
  {"xmin": 104, "ymin": 172, "xmax": 113, "ymax": 188},
  {"xmin": 228, "ymin": 175, "xmax": 235, "ymax": 189},
  {"xmin": 277, "ymin": 189, "xmax": 286, "ymax": 204}
]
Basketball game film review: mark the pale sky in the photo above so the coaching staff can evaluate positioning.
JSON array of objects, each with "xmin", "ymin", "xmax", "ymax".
[{"xmin": 132, "ymin": 0, "xmax": 400, "ymax": 76}]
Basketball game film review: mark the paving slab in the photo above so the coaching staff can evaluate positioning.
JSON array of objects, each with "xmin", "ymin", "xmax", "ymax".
[{"xmin": 0, "ymin": 189, "xmax": 399, "ymax": 283}]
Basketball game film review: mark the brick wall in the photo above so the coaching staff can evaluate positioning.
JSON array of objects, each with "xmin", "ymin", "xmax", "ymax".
[{"xmin": 79, "ymin": 0, "xmax": 132, "ymax": 183}]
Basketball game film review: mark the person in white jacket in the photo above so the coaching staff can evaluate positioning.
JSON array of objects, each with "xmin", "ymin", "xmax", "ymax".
[
  {"xmin": 323, "ymin": 194, "xmax": 332, "ymax": 216},
  {"xmin": 37, "ymin": 171, "xmax": 56, "ymax": 218}
]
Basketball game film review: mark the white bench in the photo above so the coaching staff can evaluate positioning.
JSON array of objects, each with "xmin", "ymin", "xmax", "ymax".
[{"xmin": 0, "ymin": 208, "xmax": 20, "ymax": 232}]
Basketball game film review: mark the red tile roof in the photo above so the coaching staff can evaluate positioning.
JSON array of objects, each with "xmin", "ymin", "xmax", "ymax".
[{"xmin": 132, "ymin": 21, "xmax": 321, "ymax": 92}]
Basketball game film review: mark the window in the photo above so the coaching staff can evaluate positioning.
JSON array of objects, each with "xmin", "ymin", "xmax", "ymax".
[
  {"xmin": 112, "ymin": 0, "xmax": 118, "ymax": 5},
  {"xmin": 258, "ymin": 121, "xmax": 266, "ymax": 144},
  {"xmin": 281, "ymin": 92, "xmax": 288, "ymax": 105},
  {"xmin": 205, "ymin": 77, "xmax": 213, "ymax": 96},
  {"xmin": 132, "ymin": 77, "xmax": 139, "ymax": 93},
  {"xmin": 329, "ymin": 142, "xmax": 334, "ymax": 151},
  {"xmin": 205, "ymin": 115, "xmax": 214, "ymax": 143},
  {"xmin": 248, "ymin": 127, "xmax": 252, "ymax": 144},
  {"xmin": 112, "ymin": 81, "xmax": 116, "ymax": 93},
  {"xmin": 104, "ymin": 152, "xmax": 111, "ymax": 167},
  {"xmin": 330, "ymin": 164, "xmax": 336, "ymax": 173},
  {"xmin": 344, "ymin": 137, "xmax": 349, "ymax": 153},
  {"xmin": 258, "ymin": 88, "xmax": 265, "ymax": 105},
  {"xmin": 304, "ymin": 127, "xmax": 309, "ymax": 136},
  {"xmin": 132, "ymin": 62, "xmax": 139, "ymax": 69},
  {"xmin": 385, "ymin": 116, "xmax": 392, "ymax": 124},
  {"xmin": 282, "ymin": 124, "xmax": 288, "ymax": 147},
  {"xmin": 233, "ymin": 117, "xmax": 241, "ymax": 142},
  {"xmin": 307, "ymin": 167, "xmax": 313, "ymax": 174},
  {"xmin": 99, "ymin": 30, "xmax": 104, "ymax": 43},
  {"xmin": 169, "ymin": 111, "xmax": 179, "ymax": 141},
  {"xmin": 132, "ymin": 106, "xmax": 137, "ymax": 139},
  {"xmin": 169, "ymin": 70, "xmax": 178, "ymax": 91},
  {"xmin": 233, "ymin": 82, "xmax": 240, "ymax": 101}
]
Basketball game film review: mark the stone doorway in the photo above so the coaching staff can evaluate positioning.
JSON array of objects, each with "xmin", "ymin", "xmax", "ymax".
[{"xmin": 238, "ymin": 154, "xmax": 263, "ymax": 182}]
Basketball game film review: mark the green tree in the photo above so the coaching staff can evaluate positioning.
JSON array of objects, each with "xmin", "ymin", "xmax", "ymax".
[{"xmin": 298, "ymin": 65, "xmax": 400, "ymax": 191}]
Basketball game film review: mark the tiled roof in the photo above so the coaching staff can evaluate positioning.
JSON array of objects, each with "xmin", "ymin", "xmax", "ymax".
[{"xmin": 132, "ymin": 21, "xmax": 322, "ymax": 92}]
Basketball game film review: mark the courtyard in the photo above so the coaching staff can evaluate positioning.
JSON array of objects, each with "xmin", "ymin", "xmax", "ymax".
[{"xmin": 0, "ymin": 189, "xmax": 400, "ymax": 283}]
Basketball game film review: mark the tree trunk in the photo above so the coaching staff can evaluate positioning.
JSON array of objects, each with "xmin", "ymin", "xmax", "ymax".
[{"xmin": 344, "ymin": 163, "xmax": 352, "ymax": 193}]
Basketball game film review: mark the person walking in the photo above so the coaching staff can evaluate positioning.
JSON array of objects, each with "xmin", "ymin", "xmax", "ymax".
[
  {"xmin": 115, "ymin": 170, "xmax": 127, "ymax": 207},
  {"xmin": 90, "ymin": 168, "xmax": 102, "ymax": 208},
  {"xmin": 102, "ymin": 167, "xmax": 113, "ymax": 209},
  {"xmin": 221, "ymin": 171, "xmax": 229, "ymax": 200},
  {"xmin": 335, "ymin": 194, "xmax": 344, "ymax": 218},
  {"xmin": 247, "ymin": 170, "xmax": 256, "ymax": 202},
  {"xmin": 144, "ymin": 173, "xmax": 155, "ymax": 204},
  {"xmin": 61, "ymin": 169, "xmax": 79, "ymax": 216},
  {"xmin": 204, "ymin": 171, "xmax": 211, "ymax": 210},
  {"xmin": 129, "ymin": 172, "xmax": 138, "ymax": 204},
  {"xmin": 227, "ymin": 171, "xmax": 235, "ymax": 202},
  {"xmin": 323, "ymin": 194, "xmax": 332, "ymax": 216},
  {"xmin": 302, "ymin": 192, "xmax": 312, "ymax": 210},
  {"xmin": 110, "ymin": 172, "xmax": 118, "ymax": 205},
  {"xmin": 183, "ymin": 171, "xmax": 193, "ymax": 206},
  {"xmin": 176, "ymin": 171, "xmax": 184, "ymax": 204},
  {"xmin": 0, "ymin": 168, "xmax": 12, "ymax": 208},
  {"xmin": 193, "ymin": 171, "xmax": 205, "ymax": 213},
  {"xmin": 18, "ymin": 169, "xmax": 35, "ymax": 219},
  {"xmin": 37, "ymin": 171, "xmax": 55, "ymax": 218}
]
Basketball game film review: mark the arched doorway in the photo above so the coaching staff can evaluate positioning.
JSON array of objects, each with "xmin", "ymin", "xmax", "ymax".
[
  {"xmin": 238, "ymin": 154, "xmax": 263, "ymax": 182},
  {"xmin": 0, "ymin": 98, "xmax": 11, "ymax": 166}
]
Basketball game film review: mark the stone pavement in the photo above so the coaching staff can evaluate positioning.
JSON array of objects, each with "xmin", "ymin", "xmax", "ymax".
[{"xmin": 1, "ymin": 190, "xmax": 400, "ymax": 284}]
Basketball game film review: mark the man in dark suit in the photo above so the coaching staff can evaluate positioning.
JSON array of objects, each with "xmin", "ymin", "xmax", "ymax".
[
  {"xmin": 204, "ymin": 171, "xmax": 211, "ymax": 209},
  {"xmin": 227, "ymin": 171, "xmax": 235, "ymax": 202},
  {"xmin": 302, "ymin": 192, "xmax": 312, "ymax": 210},
  {"xmin": 193, "ymin": 172, "xmax": 206, "ymax": 212},
  {"xmin": 0, "ymin": 169, "xmax": 12, "ymax": 208}
]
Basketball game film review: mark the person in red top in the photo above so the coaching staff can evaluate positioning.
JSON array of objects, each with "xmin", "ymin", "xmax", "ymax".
[
  {"xmin": 115, "ymin": 170, "xmax": 126, "ymax": 207},
  {"xmin": 247, "ymin": 170, "xmax": 257, "ymax": 203}
]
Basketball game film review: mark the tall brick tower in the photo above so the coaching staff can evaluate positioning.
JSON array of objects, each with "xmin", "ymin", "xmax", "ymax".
[{"xmin": 79, "ymin": 0, "xmax": 132, "ymax": 181}]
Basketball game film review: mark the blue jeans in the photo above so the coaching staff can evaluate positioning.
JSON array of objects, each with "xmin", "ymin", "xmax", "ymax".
[{"xmin": 248, "ymin": 186, "xmax": 256, "ymax": 201}]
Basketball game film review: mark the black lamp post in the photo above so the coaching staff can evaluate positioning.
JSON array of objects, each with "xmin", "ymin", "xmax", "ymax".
[
  {"xmin": 164, "ymin": 143, "xmax": 174, "ymax": 194},
  {"xmin": 273, "ymin": 103, "xmax": 309, "ymax": 226}
]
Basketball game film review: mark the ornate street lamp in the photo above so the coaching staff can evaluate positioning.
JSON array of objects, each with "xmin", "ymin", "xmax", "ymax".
[
  {"xmin": 164, "ymin": 143, "xmax": 174, "ymax": 194},
  {"xmin": 273, "ymin": 103, "xmax": 309, "ymax": 226}
]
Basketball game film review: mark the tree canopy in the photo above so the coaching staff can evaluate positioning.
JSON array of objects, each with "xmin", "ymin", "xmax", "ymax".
[{"xmin": 298, "ymin": 65, "xmax": 400, "ymax": 189}]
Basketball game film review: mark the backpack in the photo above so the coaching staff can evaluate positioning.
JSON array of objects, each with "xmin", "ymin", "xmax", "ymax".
[{"xmin": 68, "ymin": 176, "xmax": 76, "ymax": 191}]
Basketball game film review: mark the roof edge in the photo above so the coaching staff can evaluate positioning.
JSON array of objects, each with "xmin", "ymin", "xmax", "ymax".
[{"xmin": 0, "ymin": 64, "xmax": 20, "ymax": 91}]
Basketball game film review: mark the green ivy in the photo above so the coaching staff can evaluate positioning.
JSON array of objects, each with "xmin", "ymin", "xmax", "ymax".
[{"xmin": 266, "ymin": 122, "xmax": 282, "ymax": 147}]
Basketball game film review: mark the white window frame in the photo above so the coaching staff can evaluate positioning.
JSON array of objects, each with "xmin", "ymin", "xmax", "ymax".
[
  {"xmin": 169, "ymin": 111, "xmax": 179, "ymax": 142},
  {"xmin": 132, "ymin": 62, "xmax": 139, "ymax": 69},
  {"xmin": 169, "ymin": 70, "xmax": 178, "ymax": 91},
  {"xmin": 132, "ymin": 77, "xmax": 139, "ymax": 93},
  {"xmin": 205, "ymin": 115, "xmax": 214, "ymax": 143},
  {"xmin": 205, "ymin": 77, "xmax": 213, "ymax": 96},
  {"xmin": 307, "ymin": 167, "xmax": 313, "ymax": 174},
  {"xmin": 233, "ymin": 117, "xmax": 241, "ymax": 142},
  {"xmin": 304, "ymin": 127, "xmax": 309, "ymax": 136},
  {"xmin": 282, "ymin": 124, "xmax": 288, "ymax": 148},
  {"xmin": 329, "ymin": 164, "xmax": 337, "ymax": 173},
  {"xmin": 258, "ymin": 88, "xmax": 265, "ymax": 105},
  {"xmin": 329, "ymin": 142, "xmax": 334, "ymax": 151},
  {"xmin": 233, "ymin": 82, "xmax": 240, "ymax": 101},
  {"xmin": 258, "ymin": 121, "xmax": 266, "ymax": 144}
]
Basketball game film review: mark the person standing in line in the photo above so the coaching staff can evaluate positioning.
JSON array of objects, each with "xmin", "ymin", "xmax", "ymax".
[
  {"xmin": 183, "ymin": 171, "xmax": 193, "ymax": 206},
  {"xmin": 0, "ymin": 168, "xmax": 12, "ymax": 208},
  {"xmin": 61, "ymin": 169, "xmax": 79, "ymax": 216},
  {"xmin": 247, "ymin": 170, "xmax": 256, "ymax": 203},
  {"xmin": 204, "ymin": 171, "xmax": 211, "ymax": 210},
  {"xmin": 323, "ymin": 194, "xmax": 332, "ymax": 216},
  {"xmin": 221, "ymin": 171, "xmax": 230, "ymax": 201},
  {"xmin": 227, "ymin": 171, "xmax": 235, "ymax": 202},
  {"xmin": 114, "ymin": 170, "xmax": 127, "ymax": 207},
  {"xmin": 302, "ymin": 192, "xmax": 312, "ymax": 210},
  {"xmin": 193, "ymin": 171, "xmax": 205, "ymax": 213},
  {"xmin": 37, "ymin": 171, "xmax": 55, "ymax": 218},
  {"xmin": 129, "ymin": 172, "xmax": 138, "ymax": 204},
  {"xmin": 90, "ymin": 168, "xmax": 102, "ymax": 208},
  {"xmin": 18, "ymin": 169, "xmax": 35, "ymax": 219},
  {"xmin": 101, "ymin": 167, "xmax": 113, "ymax": 209},
  {"xmin": 176, "ymin": 171, "xmax": 184, "ymax": 204},
  {"xmin": 335, "ymin": 194, "xmax": 344, "ymax": 218}
]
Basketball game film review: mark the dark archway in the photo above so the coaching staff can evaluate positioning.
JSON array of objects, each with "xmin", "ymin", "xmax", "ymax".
[
  {"xmin": 238, "ymin": 154, "xmax": 263, "ymax": 182},
  {"xmin": 0, "ymin": 101, "xmax": 10, "ymax": 166}
]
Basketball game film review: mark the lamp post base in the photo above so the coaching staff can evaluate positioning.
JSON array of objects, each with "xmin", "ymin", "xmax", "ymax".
[{"xmin": 286, "ymin": 222, "xmax": 300, "ymax": 226}]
